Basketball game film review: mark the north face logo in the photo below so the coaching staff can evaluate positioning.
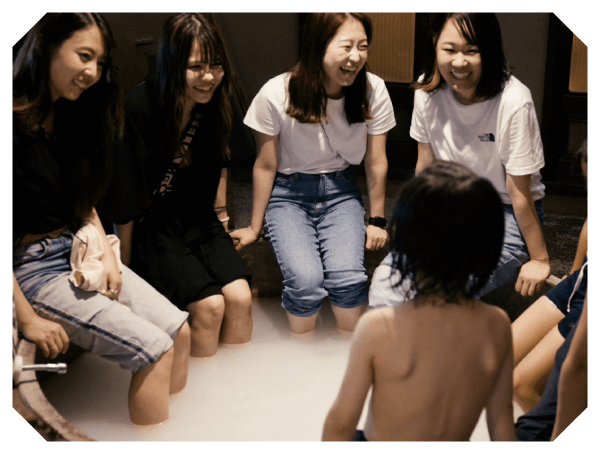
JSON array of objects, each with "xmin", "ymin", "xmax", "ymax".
[{"xmin": 479, "ymin": 133, "xmax": 495, "ymax": 142}]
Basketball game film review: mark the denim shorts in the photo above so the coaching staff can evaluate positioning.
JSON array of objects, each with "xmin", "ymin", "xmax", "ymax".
[
  {"xmin": 264, "ymin": 168, "xmax": 368, "ymax": 317},
  {"xmin": 13, "ymin": 232, "xmax": 188, "ymax": 373},
  {"xmin": 368, "ymin": 201, "xmax": 544, "ymax": 308}
]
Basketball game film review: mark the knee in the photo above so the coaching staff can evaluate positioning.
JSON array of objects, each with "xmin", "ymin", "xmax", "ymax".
[
  {"xmin": 188, "ymin": 296, "xmax": 225, "ymax": 328},
  {"xmin": 226, "ymin": 292, "xmax": 253, "ymax": 314},
  {"xmin": 513, "ymin": 369, "xmax": 536, "ymax": 402},
  {"xmin": 285, "ymin": 270, "xmax": 324, "ymax": 294}
]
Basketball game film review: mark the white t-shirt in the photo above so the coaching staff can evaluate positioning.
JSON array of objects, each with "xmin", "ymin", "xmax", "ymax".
[
  {"xmin": 410, "ymin": 75, "xmax": 545, "ymax": 204},
  {"xmin": 244, "ymin": 72, "xmax": 396, "ymax": 174}
]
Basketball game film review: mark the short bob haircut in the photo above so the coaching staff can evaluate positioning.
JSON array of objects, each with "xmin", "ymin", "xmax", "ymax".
[
  {"xmin": 391, "ymin": 161, "xmax": 504, "ymax": 302},
  {"xmin": 13, "ymin": 13, "xmax": 122, "ymax": 220},
  {"xmin": 155, "ymin": 13, "xmax": 234, "ymax": 159},
  {"xmin": 414, "ymin": 13, "xmax": 509, "ymax": 102},
  {"xmin": 286, "ymin": 13, "xmax": 372, "ymax": 124}
]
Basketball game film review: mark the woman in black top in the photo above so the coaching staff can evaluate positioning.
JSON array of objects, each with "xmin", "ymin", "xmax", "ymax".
[
  {"xmin": 13, "ymin": 13, "xmax": 191, "ymax": 426},
  {"xmin": 103, "ymin": 14, "xmax": 253, "ymax": 358}
]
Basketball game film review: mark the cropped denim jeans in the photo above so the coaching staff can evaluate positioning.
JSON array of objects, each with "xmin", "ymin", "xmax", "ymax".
[
  {"xmin": 264, "ymin": 169, "xmax": 368, "ymax": 317},
  {"xmin": 368, "ymin": 201, "xmax": 544, "ymax": 308},
  {"xmin": 13, "ymin": 231, "xmax": 188, "ymax": 373}
]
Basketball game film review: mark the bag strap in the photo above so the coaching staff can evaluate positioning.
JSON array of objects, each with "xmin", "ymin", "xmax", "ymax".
[{"xmin": 139, "ymin": 112, "xmax": 202, "ymax": 222}]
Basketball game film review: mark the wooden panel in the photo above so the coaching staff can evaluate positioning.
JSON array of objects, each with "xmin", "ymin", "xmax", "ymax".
[
  {"xmin": 366, "ymin": 13, "xmax": 415, "ymax": 83},
  {"xmin": 569, "ymin": 34, "xmax": 587, "ymax": 93}
]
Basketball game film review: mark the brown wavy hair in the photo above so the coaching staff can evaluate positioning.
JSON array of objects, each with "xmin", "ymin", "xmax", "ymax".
[{"xmin": 286, "ymin": 13, "xmax": 372, "ymax": 124}]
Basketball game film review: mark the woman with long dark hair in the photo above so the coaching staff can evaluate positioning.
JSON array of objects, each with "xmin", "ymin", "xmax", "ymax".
[
  {"xmin": 102, "ymin": 13, "xmax": 253, "ymax": 358},
  {"xmin": 231, "ymin": 13, "xmax": 395, "ymax": 335},
  {"xmin": 369, "ymin": 13, "xmax": 550, "ymax": 308},
  {"xmin": 13, "ymin": 13, "xmax": 191, "ymax": 426}
]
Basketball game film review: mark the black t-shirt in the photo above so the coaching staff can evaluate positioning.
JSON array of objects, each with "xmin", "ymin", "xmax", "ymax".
[{"xmin": 13, "ymin": 116, "xmax": 76, "ymax": 241}]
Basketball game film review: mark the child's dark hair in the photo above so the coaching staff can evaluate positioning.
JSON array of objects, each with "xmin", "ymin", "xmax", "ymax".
[
  {"xmin": 391, "ymin": 161, "xmax": 504, "ymax": 302},
  {"xmin": 413, "ymin": 13, "xmax": 509, "ymax": 102},
  {"xmin": 286, "ymin": 13, "xmax": 372, "ymax": 124}
]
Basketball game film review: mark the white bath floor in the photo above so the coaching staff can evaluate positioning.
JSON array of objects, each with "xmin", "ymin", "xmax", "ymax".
[{"xmin": 39, "ymin": 298, "xmax": 523, "ymax": 441}]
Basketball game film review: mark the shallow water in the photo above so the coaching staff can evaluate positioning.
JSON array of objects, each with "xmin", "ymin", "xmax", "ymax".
[{"xmin": 39, "ymin": 298, "xmax": 521, "ymax": 441}]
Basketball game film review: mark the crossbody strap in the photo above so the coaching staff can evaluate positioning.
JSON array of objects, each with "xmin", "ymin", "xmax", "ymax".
[{"xmin": 139, "ymin": 112, "xmax": 202, "ymax": 222}]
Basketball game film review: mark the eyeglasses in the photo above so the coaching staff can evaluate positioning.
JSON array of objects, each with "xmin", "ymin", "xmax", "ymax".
[{"xmin": 188, "ymin": 63, "xmax": 224, "ymax": 76}]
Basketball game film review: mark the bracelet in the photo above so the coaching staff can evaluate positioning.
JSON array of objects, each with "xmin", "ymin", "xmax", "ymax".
[
  {"xmin": 220, "ymin": 217, "xmax": 230, "ymax": 223},
  {"xmin": 214, "ymin": 206, "xmax": 227, "ymax": 211}
]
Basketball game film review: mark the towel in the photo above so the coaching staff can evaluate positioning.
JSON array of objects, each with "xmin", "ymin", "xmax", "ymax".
[{"xmin": 69, "ymin": 224, "xmax": 124, "ymax": 292}]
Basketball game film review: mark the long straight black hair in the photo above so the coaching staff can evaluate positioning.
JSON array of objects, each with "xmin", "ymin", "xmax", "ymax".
[
  {"xmin": 13, "ymin": 13, "xmax": 123, "ymax": 221},
  {"xmin": 286, "ymin": 13, "xmax": 372, "ymax": 124},
  {"xmin": 155, "ymin": 13, "xmax": 233, "ymax": 159}
]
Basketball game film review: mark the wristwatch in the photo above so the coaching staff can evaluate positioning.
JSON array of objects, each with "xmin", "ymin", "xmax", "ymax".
[{"xmin": 368, "ymin": 217, "xmax": 387, "ymax": 229}]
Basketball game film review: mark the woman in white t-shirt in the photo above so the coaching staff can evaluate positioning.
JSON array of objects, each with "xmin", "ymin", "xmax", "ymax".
[
  {"xmin": 370, "ymin": 13, "xmax": 550, "ymax": 308},
  {"xmin": 231, "ymin": 13, "xmax": 396, "ymax": 334}
]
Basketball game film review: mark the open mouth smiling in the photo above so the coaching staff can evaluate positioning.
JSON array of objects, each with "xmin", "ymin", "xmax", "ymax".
[
  {"xmin": 451, "ymin": 70, "xmax": 471, "ymax": 80},
  {"xmin": 340, "ymin": 66, "xmax": 358, "ymax": 76}
]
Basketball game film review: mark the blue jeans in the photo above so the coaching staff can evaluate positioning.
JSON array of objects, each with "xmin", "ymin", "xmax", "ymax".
[
  {"xmin": 264, "ymin": 169, "xmax": 368, "ymax": 317},
  {"xmin": 13, "ymin": 232, "xmax": 188, "ymax": 373},
  {"xmin": 368, "ymin": 201, "xmax": 544, "ymax": 308}
]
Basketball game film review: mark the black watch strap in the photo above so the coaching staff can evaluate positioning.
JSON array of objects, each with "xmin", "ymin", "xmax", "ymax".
[{"xmin": 368, "ymin": 216, "xmax": 387, "ymax": 228}]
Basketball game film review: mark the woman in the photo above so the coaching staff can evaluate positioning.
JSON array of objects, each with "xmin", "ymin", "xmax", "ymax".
[
  {"xmin": 231, "ymin": 13, "xmax": 395, "ymax": 334},
  {"xmin": 369, "ymin": 13, "xmax": 550, "ymax": 308},
  {"xmin": 13, "ymin": 13, "xmax": 190, "ymax": 426},
  {"xmin": 512, "ymin": 139, "xmax": 587, "ymax": 413},
  {"xmin": 102, "ymin": 14, "xmax": 253, "ymax": 358}
]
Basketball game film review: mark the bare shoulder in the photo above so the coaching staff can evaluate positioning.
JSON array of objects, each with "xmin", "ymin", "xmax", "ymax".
[
  {"xmin": 483, "ymin": 303, "xmax": 511, "ymax": 325},
  {"xmin": 354, "ymin": 308, "xmax": 395, "ymax": 340},
  {"xmin": 477, "ymin": 302, "xmax": 512, "ymax": 345}
]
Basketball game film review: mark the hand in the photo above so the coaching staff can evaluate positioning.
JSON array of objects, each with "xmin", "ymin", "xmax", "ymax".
[
  {"xmin": 365, "ymin": 225, "xmax": 389, "ymax": 251},
  {"xmin": 230, "ymin": 226, "xmax": 260, "ymax": 251},
  {"xmin": 21, "ymin": 316, "xmax": 70, "ymax": 359},
  {"xmin": 515, "ymin": 259, "xmax": 551, "ymax": 297},
  {"xmin": 100, "ymin": 248, "xmax": 123, "ymax": 300}
]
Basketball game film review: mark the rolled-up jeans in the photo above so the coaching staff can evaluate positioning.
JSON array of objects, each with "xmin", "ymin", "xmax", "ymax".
[
  {"xmin": 13, "ymin": 231, "xmax": 188, "ymax": 373},
  {"xmin": 264, "ymin": 168, "xmax": 368, "ymax": 317},
  {"xmin": 368, "ymin": 201, "xmax": 544, "ymax": 308}
]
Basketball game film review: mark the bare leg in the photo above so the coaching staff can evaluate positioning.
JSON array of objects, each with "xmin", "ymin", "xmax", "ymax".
[
  {"xmin": 331, "ymin": 302, "xmax": 366, "ymax": 332},
  {"xmin": 128, "ymin": 348, "xmax": 173, "ymax": 425},
  {"xmin": 513, "ymin": 325, "xmax": 564, "ymax": 413},
  {"xmin": 287, "ymin": 311, "xmax": 319, "ymax": 335},
  {"xmin": 169, "ymin": 322, "xmax": 191, "ymax": 394},
  {"xmin": 187, "ymin": 296, "xmax": 225, "ymax": 357},
  {"xmin": 512, "ymin": 295, "xmax": 564, "ymax": 366},
  {"xmin": 220, "ymin": 279, "xmax": 253, "ymax": 344}
]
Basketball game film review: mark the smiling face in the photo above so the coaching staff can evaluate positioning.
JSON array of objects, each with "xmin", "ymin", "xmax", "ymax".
[
  {"xmin": 49, "ymin": 24, "xmax": 106, "ymax": 102},
  {"xmin": 436, "ymin": 18, "xmax": 482, "ymax": 105},
  {"xmin": 182, "ymin": 40, "xmax": 225, "ymax": 113},
  {"xmin": 321, "ymin": 17, "xmax": 369, "ymax": 99}
]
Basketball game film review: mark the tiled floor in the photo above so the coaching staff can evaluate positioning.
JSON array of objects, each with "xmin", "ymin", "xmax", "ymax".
[{"xmin": 39, "ymin": 297, "xmax": 523, "ymax": 441}]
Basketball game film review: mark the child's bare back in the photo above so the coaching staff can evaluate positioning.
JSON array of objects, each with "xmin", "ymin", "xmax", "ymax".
[
  {"xmin": 323, "ymin": 299, "xmax": 515, "ymax": 441},
  {"xmin": 363, "ymin": 299, "xmax": 514, "ymax": 440},
  {"xmin": 323, "ymin": 162, "xmax": 516, "ymax": 441}
]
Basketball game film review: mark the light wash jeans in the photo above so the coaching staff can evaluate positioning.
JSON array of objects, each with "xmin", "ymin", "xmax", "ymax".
[
  {"xmin": 13, "ymin": 231, "xmax": 188, "ymax": 373},
  {"xmin": 264, "ymin": 169, "xmax": 368, "ymax": 317},
  {"xmin": 368, "ymin": 201, "xmax": 544, "ymax": 309}
]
